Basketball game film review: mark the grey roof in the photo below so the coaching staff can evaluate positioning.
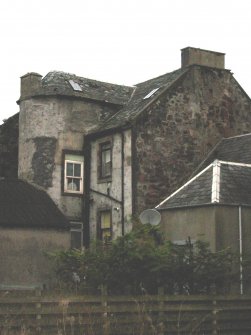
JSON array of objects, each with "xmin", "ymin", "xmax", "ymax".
[
  {"xmin": 40, "ymin": 71, "xmax": 134, "ymax": 105},
  {"xmin": 0, "ymin": 179, "xmax": 69, "ymax": 229},
  {"xmin": 220, "ymin": 163, "xmax": 251, "ymax": 204},
  {"xmin": 156, "ymin": 160, "xmax": 251, "ymax": 209},
  {"xmin": 89, "ymin": 68, "xmax": 188, "ymax": 134},
  {"xmin": 194, "ymin": 133, "xmax": 251, "ymax": 175}
]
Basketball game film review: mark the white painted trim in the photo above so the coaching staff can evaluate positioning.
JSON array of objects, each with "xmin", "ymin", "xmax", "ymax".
[
  {"xmin": 156, "ymin": 159, "xmax": 251, "ymax": 209},
  {"xmin": 221, "ymin": 132, "xmax": 251, "ymax": 140},
  {"xmin": 219, "ymin": 160, "xmax": 251, "ymax": 168},
  {"xmin": 64, "ymin": 159, "xmax": 84, "ymax": 194},
  {"xmin": 211, "ymin": 160, "xmax": 221, "ymax": 203},
  {"xmin": 155, "ymin": 163, "xmax": 214, "ymax": 209}
]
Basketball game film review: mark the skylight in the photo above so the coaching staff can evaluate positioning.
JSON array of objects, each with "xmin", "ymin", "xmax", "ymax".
[
  {"xmin": 143, "ymin": 88, "xmax": 159, "ymax": 100},
  {"xmin": 69, "ymin": 80, "xmax": 82, "ymax": 91}
]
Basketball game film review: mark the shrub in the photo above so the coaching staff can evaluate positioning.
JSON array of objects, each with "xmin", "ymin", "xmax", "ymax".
[{"xmin": 49, "ymin": 224, "xmax": 238, "ymax": 295}]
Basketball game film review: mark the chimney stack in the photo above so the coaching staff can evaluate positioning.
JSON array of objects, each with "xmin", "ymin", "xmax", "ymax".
[
  {"xmin": 181, "ymin": 47, "xmax": 225, "ymax": 69},
  {"xmin": 20, "ymin": 72, "xmax": 42, "ymax": 98}
]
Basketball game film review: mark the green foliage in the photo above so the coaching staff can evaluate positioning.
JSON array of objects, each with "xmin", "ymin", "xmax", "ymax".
[{"xmin": 49, "ymin": 224, "xmax": 238, "ymax": 295}]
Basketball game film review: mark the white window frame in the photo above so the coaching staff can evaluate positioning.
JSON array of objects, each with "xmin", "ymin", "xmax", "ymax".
[{"xmin": 64, "ymin": 158, "xmax": 84, "ymax": 194}]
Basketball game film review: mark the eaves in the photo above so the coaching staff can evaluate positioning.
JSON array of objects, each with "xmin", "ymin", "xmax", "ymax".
[
  {"xmin": 157, "ymin": 202, "xmax": 251, "ymax": 212},
  {"xmin": 16, "ymin": 92, "xmax": 125, "ymax": 108},
  {"xmin": 85, "ymin": 121, "xmax": 132, "ymax": 141}
]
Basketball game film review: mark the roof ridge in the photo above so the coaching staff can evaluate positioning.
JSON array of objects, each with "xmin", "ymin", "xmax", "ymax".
[
  {"xmin": 135, "ymin": 68, "xmax": 182, "ymax": 86},
  {"xmin": 44, "ymin": 70, "xmax": 134, "ymax": 89},
  {"xmin": 221, "ymin": 132, "xmax": 251, "ymax": 141},
  {"xmin": 219, "ymin": 160, "xmax": 251, "ymax": 168}
]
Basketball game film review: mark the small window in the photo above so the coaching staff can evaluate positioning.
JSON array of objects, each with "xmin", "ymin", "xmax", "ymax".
[
  {"xmin": 98, "ymin": 210, "xmax": 112, "ymax": 243},
  {"xmin": 99, "ymin": 142, "xmax": 112, "ymax": 179},
  {"xmin": 64, "ymin": 154, "xmax": 84, "ymax": 194},
  {"xmin": 70, "ymin": 222, "xmax": 83, "ymax": 249},
  {"xmin": 143, "ymin": 88, "xmax": 159, "ymax": 100},
  {"xmin": 69, "ymin": 80, "xmax": 82, "ymax": 91}
]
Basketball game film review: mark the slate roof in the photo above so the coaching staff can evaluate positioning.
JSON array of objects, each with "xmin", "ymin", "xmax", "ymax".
[
  {"xmin": 220, "ymin": 163, "xmax": 251, "ymax": 204},
  {"xmin": 194, "ymin": 133, "xmax": 251, "ymax": 175},
  {"xmin": 40, "ymin": 71, "xmax": 134, "ymax": 106},
  {"xmin": 0, "ymin": 179, "xmax": 69, "ymax": 229},
  {"xmin": 156, "ymin": 160, "xmax": 251, "ymax": 209},
  {"xmin": 88, "ymin": 67, "xmax": 188, "ymax": 134}
]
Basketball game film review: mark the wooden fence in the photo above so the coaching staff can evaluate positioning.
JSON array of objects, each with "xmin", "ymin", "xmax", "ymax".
[{"xmin": 1, "ymin": 290, "xmax": 251, "ymax": 334}]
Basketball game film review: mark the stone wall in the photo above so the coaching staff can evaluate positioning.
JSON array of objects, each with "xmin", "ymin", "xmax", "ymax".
[
  {"xmin": 134, "ymin": 66, "xmax": 251, "ymax": 213},
  {"xmin": 0, "ymin": 113, "xmax": 19, "ymax": 179}
]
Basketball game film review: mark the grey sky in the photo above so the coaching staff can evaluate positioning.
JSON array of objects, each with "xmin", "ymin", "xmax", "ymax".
[{"xmin": 1, "ymin": 0, "xmax": 251, "ymax": 124}]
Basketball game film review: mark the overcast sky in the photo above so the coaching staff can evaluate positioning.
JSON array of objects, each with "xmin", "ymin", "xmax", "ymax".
[{"xmin": 1, "ymin": 0, "xmax": 251, "ymax": 124}]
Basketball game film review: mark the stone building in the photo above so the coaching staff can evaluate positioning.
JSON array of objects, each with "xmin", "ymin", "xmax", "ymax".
[
  {"xmin": 1, "ymin": 47, "xmax": 251, "ymax": 249},
  {"xmin": 84, "ymin": 47, "xmax": 251, "ymax": 243}
]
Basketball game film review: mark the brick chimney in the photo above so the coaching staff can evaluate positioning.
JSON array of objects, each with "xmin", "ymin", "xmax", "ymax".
[
  {"xmin": 181, "ymin": 47, "xmax": 225, "ymax": 69},
  {"xmin": 20, "ymin": 72, "xmax": 42, "ymax": 98}
]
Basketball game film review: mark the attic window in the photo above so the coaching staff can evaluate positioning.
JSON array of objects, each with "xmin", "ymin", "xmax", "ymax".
[
  {"xmin": 143, "ymin": 88, "xmax": 159, "ymax": 100},
  {"xmin": 69, "ymin": 80, "xmax": 82, "ymax": 91}
]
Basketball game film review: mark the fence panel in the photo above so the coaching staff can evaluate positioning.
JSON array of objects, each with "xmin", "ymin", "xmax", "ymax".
[{"xmin": 0, "ymin": 291, "xmax": 251, "ymax": 334}]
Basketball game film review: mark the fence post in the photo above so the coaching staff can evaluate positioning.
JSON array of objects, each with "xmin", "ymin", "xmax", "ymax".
[
  {"xmin": 212, "ymin": 299, "xmax": 218, "ymax": 335},
  {"xmin": 157, "ymin": 286, "xmax": 165, "ymax": 335},
  {"xmin": 101, "ymin": 285, "xmax": 110, "ymax": 335},
  {"xmin": 35, "ymin": 288, "xmax": 42, "ymax": 334}
]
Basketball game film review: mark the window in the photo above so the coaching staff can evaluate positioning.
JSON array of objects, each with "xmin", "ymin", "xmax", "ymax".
[
  {"xmin": 143, "ymin": 87, "xmax": 159, "ymax": 99},
  {"xmin": 99, "ymin": 142, "xmax": 112, "ymax": 179},
  {"xmin": 70, "ymin": 222, "xmax": 83, "ymax": 249},
  {"xmin": 69, "ymin": 80, "xmax": 82, "ymax": 91},
  {"xmin": 98, "ymin": 210, "xmax": 112, "ymax": 243},
  {"xmin": 64, "ymin": 154, "xmax": 84, "ymax": 194}
]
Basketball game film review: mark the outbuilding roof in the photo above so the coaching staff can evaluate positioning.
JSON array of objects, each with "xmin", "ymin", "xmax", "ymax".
[
  {"xmin": 156, "ymin": 160, "xmax": 251, "ymax": 209},
  {"xmin": 194, "ymin": 133, "xmax": 251, "ymax": 175},
  {"xmin": 0, "ymin": 179, "xmax": 69, "ymax": 229}
]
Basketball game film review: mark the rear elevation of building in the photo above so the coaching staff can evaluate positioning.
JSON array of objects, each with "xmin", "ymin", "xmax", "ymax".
[{"xmin": 1, "ymin": 46, "xmax": 251, "ymax": 248}]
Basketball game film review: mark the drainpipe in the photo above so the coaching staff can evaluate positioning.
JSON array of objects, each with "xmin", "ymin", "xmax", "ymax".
[
  {"xmin": 83, "ymin": 138, "xmax": 91, "ymax": 248},
  {"xmin": 121, "ymin": 131, "xmax": 125, "ymax": 236},
  {"xmin": 239, "ymin": 206, "xmax": 243, "ymax": 295}
]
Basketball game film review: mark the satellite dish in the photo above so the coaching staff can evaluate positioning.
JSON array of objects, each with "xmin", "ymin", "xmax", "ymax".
[{"xmin": 139, "ymin": 209, "xmax": 161, "ymax": 226}]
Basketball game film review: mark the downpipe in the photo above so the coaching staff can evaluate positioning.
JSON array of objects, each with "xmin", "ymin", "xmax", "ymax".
[{"xmin": 239, "ymin": 206, "xmax": 243, "ymax": 295}]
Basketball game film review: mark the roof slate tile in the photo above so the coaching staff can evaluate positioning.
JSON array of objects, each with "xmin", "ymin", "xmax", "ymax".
[
  {"xmin": 89, "ymin": 68, "xmax": 188, "ymax": 133},
  {"xmin": 41, "ymin": 71, "xmax": 134, "ymax": 106}
]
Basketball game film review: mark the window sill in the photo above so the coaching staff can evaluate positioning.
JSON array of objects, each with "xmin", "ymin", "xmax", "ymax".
[
  {"xmin": 62, "ymin": 191, "xmax": 84, "ymax": 197},
  {"xmin": 97, "ymin": 177, "xmax": 112, "ymax": 184}
]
